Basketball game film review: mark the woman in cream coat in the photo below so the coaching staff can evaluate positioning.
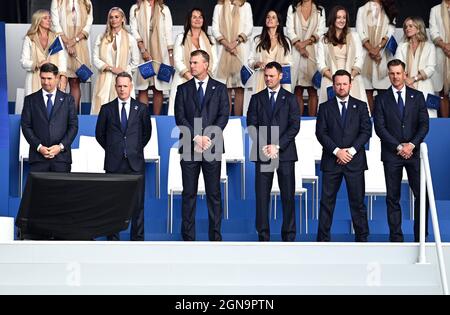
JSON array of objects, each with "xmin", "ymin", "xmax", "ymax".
[
  {"xmin": 51, "ymin": 0, "xmax": 93, "ymax": 111},
  {"xmin": 356, "ymin": 0, "xmax": 397, "ymax": 114},
  {"xmin": 212, "ymin": 0, "xmax": 253, "ymax": 116},
  {"xmin": 395, "ymin": 17, "xmax": 438, "ymax": 118},
  {"xmin": 316, "ymin": 6, "xmax": 367, "ymax": 106},
  {"xmin": 21, "ymin": 9, "xmax": 67, "ymax": 97},
  {"xmin": 91, "ymin": 7, "xmax": 140, "ymax": 115},
  {"xmin": 286, "ymin": 0, "xmax": 326, "ymax": 116},
  {"xmin": 130, "ymin": 0, "xmax": 174, "ymax": 115},
  {"xmin": 429, "ymin": 0, "xmax": 450, "ymax": 117},
  {"xmin": 168, "ymin": 8, "xmax": 217, "ymax": 115}
]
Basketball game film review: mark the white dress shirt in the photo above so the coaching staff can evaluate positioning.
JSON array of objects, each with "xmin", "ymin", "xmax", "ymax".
[
  {"xmin": 392, "ymin": 85, "xmax": 406, "ymax": 106},
  {"xmin": 194, "ymin": 75, "xmax": 210, "ymax": 95},
  {"xmin": 118, "ymin": 97, "xmax": 131, "ymax": 120},
  {"xmin": 37, "ymin": 88, "xmax": 60, "ymax": 152},
  {"xmin": 267, "ymin": 85, "xmax": 281, "ymax": 102},
  {"xmin": 333, "ymin": 95, "xmax": 356, "ymax": 157}
]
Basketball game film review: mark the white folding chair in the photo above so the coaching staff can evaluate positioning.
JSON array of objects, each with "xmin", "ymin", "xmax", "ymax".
[
  {"xmin": 18, "ymin": 128, "xmax": 30, "ymax": 198},
  {"xmin": 364, "ymin": 151, "xmax": 387, "ymax": 220},
  {"xmin": 70, "ymin": 148, "xmax": 88, "ymax": 172},
  {"xmin": 270, "ymin": 162, "xmax": 308, "ymax": 234},
  {"xmin": 299, "ymin": 119, "xmax": 323, "ymax": 163},
  {"xmin": 79, "ymin": 136, "xmax": 105, "ymax": 173},
  {"xmin": 223, "ymin": 118, "xmax": 246, "ymax": 199},
  {"xmin": 296, "ymin": 136, "xmax": 319, "ymax": 220},
  {"xmin": 144, "ymin": 117, "xmax": 161, "ymax": 198},
  {"xmin": 15, "ymin": 88, "xmax": 25, "ymax": 115}
]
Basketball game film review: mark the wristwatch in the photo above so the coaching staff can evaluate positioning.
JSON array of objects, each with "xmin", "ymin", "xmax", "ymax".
[
  {"xmin": 75, "ymin": 36, "xmax": 80, "ymax": 43},
  {"xmin": 413, "ymin": 75, "xmax": 419, "ymax": 82}
]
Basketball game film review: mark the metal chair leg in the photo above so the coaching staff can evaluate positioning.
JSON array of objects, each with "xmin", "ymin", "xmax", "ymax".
[
  {"xmin": 241, "ymin": 161, "xmax": 246, "ymax": 200},
  {"xmin": 156, "ymin": 160, "xmax": 160, "ymax": 199},
  {"xmin": 305, "ymin": 192, "xmax": 308, "ymax": 234},
  {"xmin": 316, "ymin": 179, "xmax": 319, "ymax": 220},
  {"xmin": 224, "ymin": 179, "xmax": 229, "ymax": 220},
  {"xmin": 274, "ymin": 194, "xmax": 277, "ymax": 221},
  {"xmin": 170, "ymin": 192, "xmax": 174, "ymax": 234},
  {"xmin": 299, "ymin": 194, "xmax": 302, "ymax": 235},
  {"xmin": 19, "ymin": 159, "xmax": 23, "ymax": 198},
  {"xmin": 167, "ymin": 193, "xmax": 171, "ymax": 233}
]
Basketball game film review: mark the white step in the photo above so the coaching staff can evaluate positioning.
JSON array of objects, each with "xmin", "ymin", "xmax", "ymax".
[{"xmin": 0, "ymin": 242, "xmax": 448, "ymax": 295}]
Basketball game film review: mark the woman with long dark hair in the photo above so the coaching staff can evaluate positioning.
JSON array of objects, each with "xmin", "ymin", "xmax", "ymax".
[
  {"xmin": 167, "ymin": 8, "xmax": 217, "ymax": 115},
  {"xmin": 395, "ymin": 17, "xmax": 438, "ymax": 117},
  {"xmin": 130, "ymin": 0, "xmax": 174, "ymax": 115},
  {"xmin": 247, "ymin": 10, "xmax": 292, "ymax": 114},
  {"xmin": 212, "ymin": 0, "xmax": 253, "ymax": 116},
  {"xmin": 356, "ymin": 0, "xmax": 397, "ymax": 114},
  {"xmin": 286, "ymin": 0, "xmax": 326, "ymax": 116},
  {"xmin": 316, "ymin": 6, "xmax": 367, "ymax": 105}
]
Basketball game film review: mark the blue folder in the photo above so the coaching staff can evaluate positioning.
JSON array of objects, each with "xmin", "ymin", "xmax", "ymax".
[
  {"xmin": 157, "ymin": 63, "xmax": 175, "ymax": 83},
  {"xmin": 281, "ymin": 65, "xmax": 291, "ymax": 85},
  {"xmin": 385, "ymin": 36, "xmax": 398, "ymax": 56},
  {"xmin": 240, "ymin": 65, "xmax": 254, "ymax": 85},
  {"xmin": 327, "ymin": 86, "xmax": 336, "ymax": 100},
  {"xmin": 138, "ymin": 61, "xmax": 156, "ymax": 79},
  {"xmin": 48, "ymin": 37, "xmax": 63, "ymax": 55},
  {"xmin": 312, "ymin": 71, "xmax": 322, "ymax": 89},
  {"xmin": 75, "ymin": 64, "xmax": 93, "ymax": 83},
  {"xmin": 426, "ymin": 93, "xmax": 441, "ymax": 110}
]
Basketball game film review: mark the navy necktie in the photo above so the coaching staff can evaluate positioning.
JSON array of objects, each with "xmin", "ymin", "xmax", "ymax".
[
  {"xmin": 197, "ymin": 81, "xmax": 204, "ymax": 109},
  {"xmin": 397, "ymin": 91, "xmax": 404, "ymax": 118},
  {"xmin": 46, "ymin": 94, "xmax": 53, "ymax": 119},
  {"xmin": 121, "ymin": 102, "xmax": 128, "ymax": 133},
  {"xmin": 340, "ymin": 101, "xmax": 347, "ymax": 124},
  {"xmin": 270, "ymin": 91, "xmax": 276, "ymax": 113}
]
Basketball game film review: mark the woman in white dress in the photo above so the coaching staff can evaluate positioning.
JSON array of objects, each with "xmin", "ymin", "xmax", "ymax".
[
  {"xmin": 168, "ymin": 8, "xmax": 217, "ymax": 115},
  {"xmin": 316, "ymin": 5, "xmax": 367, "ymax": 106},
  {"xmin": 429, "ymin": 0, "xmax": 450, "ymax": 117},
  {"xmin": 356, "ymin": 0, "xmax": 397, "ymax": 114},
  {"xmin": 286, "ymin": 0, "xmax": 326, "ymax": 116},
  {"xmin": 91, "ymin": 7, "xmax": 140, "ymax": 114},
  {"xmin": 212, "ymin": 0, "xmax": 253, "ymax": 116},
  {"xmin": 21, "ymin": 9, "xmax": 68, "ymax": 96},
  {"xmin": 248, "ymin": 10, "xmax": 292, "ymax": 94},
  {"xmin": 395, "ymin": 17, "xmax": 438, "ymax": 118},
  {"xmin": 130, "ymin": 0, "xmax": 174, "ymax": 115},
  {"xmin": 51, "ymin": 0, "xmax": 93, "ymax": 111}
]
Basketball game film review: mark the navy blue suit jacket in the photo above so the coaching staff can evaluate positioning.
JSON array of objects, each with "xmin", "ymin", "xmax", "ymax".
[
  {"xmin": 174, "ymin": 77, "xmax": 229, "ymax": 156},
  {"xmin": 374, "ymin": 86, "xmax": 429, "ymax": 162},
  {"xmin": 247, "ymin": 87, "xmax": 300, "ymax": 162},
  {"xmin": 95, "ymin": 98, "xmax": 152, "ymax": 173},
  {"xmin": 21, "ymin": 89, "xmax": 78, "ymax": 164},
  {"xmin": 316, "ymin": 96, "xmax": 372, "ymax": 172}
]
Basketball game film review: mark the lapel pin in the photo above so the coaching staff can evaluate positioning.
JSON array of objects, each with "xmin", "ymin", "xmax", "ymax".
[
  {"xmin": 282, "ymin": 96, "xmax": 286, "ymax": 100},
  {"xmin": 134, "ymin": 106, "xmax": 138, "ymax": 110},
  {"xmin": 212, "ymin": 86, "xmax": 216, "ymax": 90},
  {"xmin": 353, "ymin": 105, "xmax": 356, "ymax": 108},
  {"xmin": 60, "ymin": 98, "xmax": 64, "ymax": 101},
  {"xmin": 411, "ymin": 95, "xmax": 414, "ymax": 98}
]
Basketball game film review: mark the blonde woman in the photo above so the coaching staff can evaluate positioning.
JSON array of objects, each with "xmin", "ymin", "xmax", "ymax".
[
  {"xmin": 429, "ymin": 0, "xmax": 450, "ymax": 117},
  {"xmin": 20, "ymin": 10, "xmax": 67, "ymax": 96},
  {"xmin": 248, "ymin": 10, "xmax": 292, "ymax": 97},
  {"xmin": 356, "ymin": 0, "xmax": 397, "ymax": 113},
  {"xmin": 212, "ymin": 0, "xmax": 253, "ymax": 116},
  {"xmin": 395, "ymin": 17, "xmax": 438, "ymax": 117},
  {"xmin": 130, "ymin": 0, "xmax": 174, "ymax": 115},
  {"xmin": 316, "ymin": 6, "xmax": 367, "ymax": 106},
  {"xmin": 168, "ymin": 8, "xmax": 217, "ymax": 115},
  {"xmin": 286, "ymin": 0, "xmax": 326, "ymax": 116},
  {"xmin": 51, "ymin": 0, "xmax": 93, "ymax": 111},
  {"xmin": 91, "ymin": 7, "xmax": 140, "ymax": 115}
]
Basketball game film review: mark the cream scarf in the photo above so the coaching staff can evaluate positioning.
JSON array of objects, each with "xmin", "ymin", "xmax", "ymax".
[
  {"xmin": 92, "ymin": 29, "xmax": 130, "ymax": 114},
  {"xmin": 216, "ymin": 0, "xmax": 243, "ymax": 87},
  {"xmin": 29, "ymin": 31, "xmax": 60, "ymax": 93},
  {"xmin": 326, "ymin": 33, "xmax": 358, "ymax": 74},
  {"xmin": 182, "ymin": 30, "xmax": 214, "ymax": 77},
  {"xmin": 441, "ymin": 1, "xmax": 450, "ymax": 92},
  {"xmin": 406, "ymin": 41, "xmax": 425, "ymax": 90}
]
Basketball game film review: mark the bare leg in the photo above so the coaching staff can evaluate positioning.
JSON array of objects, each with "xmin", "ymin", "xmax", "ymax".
[
  {"xmin": 227, "ymin": 89, "xmax": 233, "ymax": 114},
  {"xmin": 366, "ymin": 89, "xmax": 374, "ymax": 115},
  {"xmin": 233, "ymin": 87, "xmax": 244, "ymax": 116},
  {"xmin": 307, "ymin": 86, "xmax": 318, "ymax": 116},
  {"xmin": 440, "ymin": 89, "xmax": 449, "ymax": 118},
  {"xmin": 138, "ymin": 90, "xmax": 149, "ymax": 107},
  {"xmin": 151, "ymin": 86, "xmax": 164, "ymax": 115},
  {"xmin": 69, "ymin": 78, "xmax": 81, "ymax": 113},
  {"xmin": 294, "ymin": 86, "xmax": 304, "ymax": 116}
]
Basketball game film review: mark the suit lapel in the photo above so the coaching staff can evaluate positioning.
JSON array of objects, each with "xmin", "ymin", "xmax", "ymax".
[
  {"xmin": 388, "ymin": 88, "xmax": 402, "ymax": 121},
  {"xmin": 202, "ymin": 79, "xmax": 215, "ymax": 111},
  {"xmin": 37, "ymin": 90, "xmax": 49, "ymax": 122},
  {"xmin": 330, "ymin": 98, "xmax": 343, "ymax": 128},
  {"xmin": 403, "ymin": 87, "xmax": 415, "ymax": 121},
  {"xmin": 113, "ymin": 99, "xmax": 123, "ymax": 132},
  {"xmin": 127, "ymin": 99, "xmax": 139, "ymax": 130},
  {"xmin": 50, "ymin": 90, "xmax": 65, "ymax": 119},
  {"xmin": 262, "ymin": 89, "xmax": 273, "ymax": 120},
  {"xmin": 344, "ymin": 97, "xmax": 356, "ymax": 128},
  {"xmin": 189, "ymin": 79, "xmax": 201, "ymax": 110},
  {"xmin": 272, "ymin": 88, "xmax": 286, "ymax": 117}
]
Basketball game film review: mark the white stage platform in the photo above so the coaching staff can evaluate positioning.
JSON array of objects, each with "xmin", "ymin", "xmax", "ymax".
[{"xmin": 0, "ymin": 241, "xmax": 448, "ymax": 295}]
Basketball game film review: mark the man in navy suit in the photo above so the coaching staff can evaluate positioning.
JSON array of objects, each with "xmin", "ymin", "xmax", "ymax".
[
  {"xmin": 96, "ymin": 72, "xmax": 152, "ymax": 241},
  {"xmin": 374, "ymin": 59, "xmax": 429, "ymax": 242},
  {"xmin": 175, "ymin": 50, "xmax": 229, "ymax": 241},
  {"xmin": 21, "ymin": 63, "xmax": 78, "ymax": 173},
  {"xmin": 247, "ymin": 62, "xmax": 301, "ymax": 242},
  {"xmin": 316, "ymin": 70, "xmax": 372, "ymax": 242}
]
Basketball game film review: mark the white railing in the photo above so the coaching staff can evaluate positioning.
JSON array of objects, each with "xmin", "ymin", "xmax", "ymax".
[{"xmin": 417, "ymin": 143, "xmax": 448, "ymax": 295}]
